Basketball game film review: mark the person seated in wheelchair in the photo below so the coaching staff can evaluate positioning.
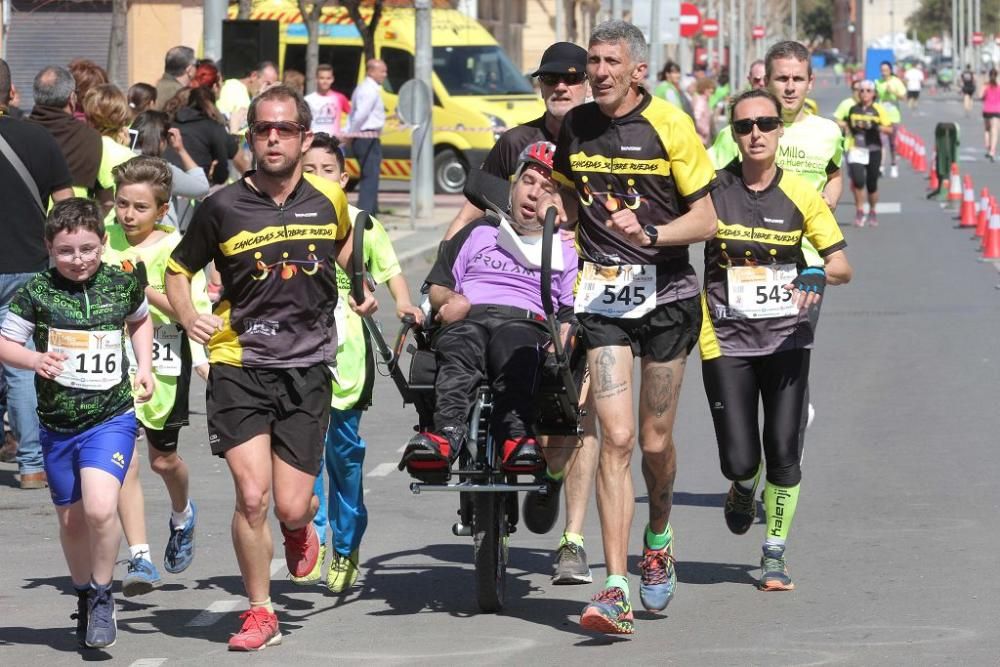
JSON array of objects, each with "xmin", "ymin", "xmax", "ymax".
[{"xmin": 399, "ymin": 141, "xmax": 577, "ymax": 482}]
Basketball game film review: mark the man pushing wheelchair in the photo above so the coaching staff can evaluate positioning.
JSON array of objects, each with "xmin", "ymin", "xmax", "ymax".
[{"xmin": 398, "ymin": 141, "xmax": 578, "ymax": 482}]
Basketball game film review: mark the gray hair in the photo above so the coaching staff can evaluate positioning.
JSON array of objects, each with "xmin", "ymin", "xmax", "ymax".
[
  {"xmin": 589, "ymin": 20, "xmax": 648, "ymax": 64},
  {"xmin": 164, "ymin": 46, "xmax": 196, "ymax": 77},
  {"xmin": 33, "ymin": 66, "xmax": 76, "ymax": 108}
]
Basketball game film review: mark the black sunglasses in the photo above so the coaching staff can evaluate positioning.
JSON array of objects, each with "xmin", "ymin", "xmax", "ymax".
[
  {"xmin": 732, "ymin": 116, "xmax": 782, "ymax": 135},
  {"xmin": 538, "ymin": 72, "xmax": 587, "ymax": 86},
  {"xmin": 250, "ymin": 121, "xmax": 306, "ymax": 139}
]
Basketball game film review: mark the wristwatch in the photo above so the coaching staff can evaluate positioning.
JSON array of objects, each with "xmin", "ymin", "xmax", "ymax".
[{"xmin": 643, "ymin": 224, "xmax": 659, "ymax": 246}]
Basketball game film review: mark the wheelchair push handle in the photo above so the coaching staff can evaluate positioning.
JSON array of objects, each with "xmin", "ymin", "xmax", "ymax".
[
  {"xmin": 350, "ymin": 210, "xmax": 374, "ymax": 307},
  {"xmin": 540, "ymin": 206, "xmax": 558, "ymax": 317}
]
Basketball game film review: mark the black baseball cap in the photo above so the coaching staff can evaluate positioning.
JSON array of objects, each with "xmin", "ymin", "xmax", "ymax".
[{"xmin": 532, "ymin": 42, "xmax": 588, "ymax": 77}]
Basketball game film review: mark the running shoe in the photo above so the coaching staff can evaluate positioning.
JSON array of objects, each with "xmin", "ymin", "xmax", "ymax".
[
  {"xmin": 398, "ymin": 426, "xmax": 464, "ymax": 483},
  {"xmin": 85, "ymin": 583, "xmax": 117, "ymax": 649},
  {"xmin": 638, "ymin": 539, "xmax": 677, "ymax": 612},
  {"xmin": 327, "ymin": 549, "xmax": 360, "ymax": 593},
  {"xmin": 759, "ymin": 544, "xmax": 795, "ymax": 591},
  {"xmin": 290, "ymin": 544, "xmax": 326, "ymax": 586},
  {"xmin": 280, "ymin": 523, "xmax": 320, "ymax": 578},
  {"xmin": 500, "ymin": 436, "xmax": 544, "ymax": 474},
  {"xmin": 853, "ymin": 210, "xmax": 865, "ymax": 227},
  {"xmin": 71, "ymin": 589, "xmax": 88, "ymax": 647},
  {"xmin": 890, "ymin": 164, "xmax": 899, "ymax": 178},
  {"xmin": 868, "ymin": 212, "xmax": 879, "ymax": 227},
  {"xmin": 580, "ymin": 587, "xmax": 634, "ymax": 635},
  {"xmin": 164, "ymin": 501, "xmax": 197, "ymax": 574},
  {"xmin": 228, "ymin": 607, "xmax": 282, "ymax": 651},
  {"xmin": 522, "ymin": 475, "xmax": 562, "ymax": 534},
  {"xmin": 122, "ymin": 556, "xmax": 162, "ymax": 598},
  {"xmin": 724, "ymin": 483, "xmax": 756, "ymax": 535},
  {"xmin": 552, "ymin": 541, "xmax": 592, "ymax": 585}
]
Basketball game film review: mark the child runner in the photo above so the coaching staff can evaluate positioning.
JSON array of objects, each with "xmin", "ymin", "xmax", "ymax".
[
  {"xmin": 103, "ymin": 156, "xmax": 210, "ymax": 596},
  {"xmin": 0, "ymin": 197, "xmax": 154, "ymax": 649},
  {"xmin": 291, "ymin": 132, "xmax": 422, "ymax": 591}
]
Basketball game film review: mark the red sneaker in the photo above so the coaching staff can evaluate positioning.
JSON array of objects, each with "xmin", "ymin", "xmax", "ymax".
[
  {"xmin": 501, "ymin": 437, "xmax": 544, "ymax": 474},
  {"xmin": 228, "ymin": 607, "xmax": 282, "ymax": 651},
  {"xmin": 280, "ymin": 523, "xmax": 319, "ymax": 578}
]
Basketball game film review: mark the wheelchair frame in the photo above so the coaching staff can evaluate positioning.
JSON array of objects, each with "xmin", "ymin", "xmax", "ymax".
[{"xmin": 352, "ymin": 193, "xmax": 582, "ymax": 613}]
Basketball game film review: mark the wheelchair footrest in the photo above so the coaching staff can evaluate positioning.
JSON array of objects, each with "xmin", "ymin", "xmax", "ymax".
[{"xmin": 410, "ymin": 481, "xmax": 547, "ymax": 495}]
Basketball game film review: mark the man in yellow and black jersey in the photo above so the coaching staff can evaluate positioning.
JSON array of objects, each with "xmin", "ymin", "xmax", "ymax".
[
  {"xmin": 700, "ymin": 88, "xmax": 852, "ymax": 592},
  {"xmin": 553, "ymin": 20, "xmax": 718, "ymax": 635},
  {"xmin": 165, "ymin": 85, "xmax": 376, "ymax": 652}
]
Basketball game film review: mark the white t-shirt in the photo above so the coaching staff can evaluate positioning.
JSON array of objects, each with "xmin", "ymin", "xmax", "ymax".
[
  {"xmin": 904, "ymin": 68, "xmax": 925, "ymax": 92},
  {"xmin": 305, "ymin": 90, "xmax": 351, "ymax": 136}
]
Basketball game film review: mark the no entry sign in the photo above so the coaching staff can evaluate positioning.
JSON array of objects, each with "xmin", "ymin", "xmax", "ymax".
[
  {"xmin": 680, "ymin": 2, "xmax": 702, "ymax": 38},
  {"xmin": 702, "ymin": 19, "xmax": 719, "ymax": 38}
]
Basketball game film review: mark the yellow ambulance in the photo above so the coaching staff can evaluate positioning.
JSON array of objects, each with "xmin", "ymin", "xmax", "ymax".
[{"xmin": 229, "ymin": 0, "xmax": 544, "ymax": 193}]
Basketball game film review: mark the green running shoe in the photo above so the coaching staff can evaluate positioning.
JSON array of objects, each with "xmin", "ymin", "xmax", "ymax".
[
  {"xmin": 759, "ymin": 544, "xmax": 795, "ymax": 591},
  {"xmin": 580, "ymin": 587, "xmax": 634, "ymax": 635}
]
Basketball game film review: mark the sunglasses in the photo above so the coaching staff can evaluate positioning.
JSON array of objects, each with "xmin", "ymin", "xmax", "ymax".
[
  {"xmin": 250, "ymin": 121, "xmax": 306, "ymax": 139},
  {"xmin": 538, "ymin": 72, "xmax": 587, "ymax": 86},
  {"xmin": 860, "ymin": 87, "xmax": 875, "ymax": 93},
  {"xmin": 732, "ymin": 116, "xmax": 782, "ymax": 135}
]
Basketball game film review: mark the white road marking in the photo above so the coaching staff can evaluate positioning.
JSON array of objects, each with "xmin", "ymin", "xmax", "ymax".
[
  {"xmin": 862, "ymin": 202, "xmax": 902, "ymax": 214},
  {"xmin": 367, "ymin": 462, "xmax": 397, "ymax": 477},
  {"xmin": 129, "ymin": 660, "xmax": 167, "ymax": 667},
  {"xmin": 185, "ymin": 599, "xmax": 241, "ymax": 627}
]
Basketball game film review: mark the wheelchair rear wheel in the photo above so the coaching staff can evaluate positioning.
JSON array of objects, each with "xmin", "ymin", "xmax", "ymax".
[{"xmin": 473, "ymin": 491, "xmax": 509, "ymax": 612}]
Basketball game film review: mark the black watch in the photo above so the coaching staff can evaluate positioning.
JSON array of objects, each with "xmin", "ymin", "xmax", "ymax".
[{"xmin": 643, "ymin": 224, "xmax": 658, "ymax": 246}]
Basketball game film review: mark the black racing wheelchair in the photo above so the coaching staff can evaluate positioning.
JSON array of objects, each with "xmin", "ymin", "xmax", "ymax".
[{"xmin": 350, "ymin": 171, "xmax": 584, "ymax": 612}]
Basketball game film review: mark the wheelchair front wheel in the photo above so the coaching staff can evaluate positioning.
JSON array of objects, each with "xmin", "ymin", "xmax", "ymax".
[{"xmin": 473, "ymin": 491, "xmax": 509, "ymax": 613}]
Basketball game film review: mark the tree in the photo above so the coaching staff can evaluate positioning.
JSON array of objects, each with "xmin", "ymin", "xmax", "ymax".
[
  {"xmin": 801, "ymin": 3, "xmax": 833, "ymax": 42},
  {"xmin": 238, "ymin": 0, "xmax": 253, "ymax": 20},
  {"xmin": 341, "ymin": 0, "xmax": 385, "ymax": 62},
  {"xmin": 107, "ymin": 0, "xmax": 128, "ymax": 85},
  {"xmin": 298, "ymin": 1, "xmax": 333, "ymax": 93},
  {"xmin": 907, "ymin": 0, "xmax": 1000, "ymax": 42}
]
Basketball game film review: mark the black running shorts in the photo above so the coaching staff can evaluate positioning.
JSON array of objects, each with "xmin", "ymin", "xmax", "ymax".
[
  {"xmin": 577, "ymin": 295, "xmax": 701, "ymax": 362},
  {"xmin": 206, "ymin": 364, "xmax": 331, "ymax": 475}
]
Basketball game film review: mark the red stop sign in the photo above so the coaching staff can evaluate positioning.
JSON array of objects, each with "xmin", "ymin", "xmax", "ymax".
[
  {"xmin": 702, "ymin": 19, "xmax": 719, "ymax": 38},
  {"xmin": 680, "ymin": 2, "xmax": 702, "ymax": 39},
  {"xmin": 752, "ymin": 25, "xmax": 766, "ymax": 40}
]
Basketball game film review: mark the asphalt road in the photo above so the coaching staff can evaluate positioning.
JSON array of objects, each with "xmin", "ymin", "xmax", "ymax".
[{"xmin": 1, "ymin": 74, "xmax": 999, "ymax": 666}]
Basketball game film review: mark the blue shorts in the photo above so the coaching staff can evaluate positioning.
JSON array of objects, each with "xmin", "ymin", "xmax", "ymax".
[{"xmin": 40, "ymin": 411, "xmax": 138, "ymax": 506}]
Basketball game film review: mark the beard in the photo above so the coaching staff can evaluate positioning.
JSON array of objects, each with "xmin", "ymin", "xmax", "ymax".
[{"xmin": 256, "ymin": 153, "xmax": 300, "ymax": 179}]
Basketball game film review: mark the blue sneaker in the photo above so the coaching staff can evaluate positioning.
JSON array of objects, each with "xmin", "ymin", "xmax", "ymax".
[
  {"xmin": 85, "ymin": 583, "xmax": 117, "ymax": 649},
  {"xmin": 638, "ymin": 538, "xmax": 677, "ymax": 613},
  {"xmin": 164, "ymin": 501, "xmax": 196, "ymax": 574},
  {"xmin": 122, "ymin": 556, "xmax": 162, "ymax": 598}
]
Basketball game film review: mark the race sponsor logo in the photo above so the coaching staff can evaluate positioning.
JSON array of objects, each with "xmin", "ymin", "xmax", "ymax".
[
  {"xmin": 243, "ymin": 318, "xmax": 280, "ymax": 336},
  {"xmin": 569, "ymin": 151, "xmax": 671, "ymax": 176},
  {"xmin": 715, "ymin": 222, "xmax": 801, "ymax": 246},
  {"xmin": 112, "ymin": 451, "xmax": 125, "ymax": 469},
  {"xmin": 221, "ymin": 224, "xmax": 339, "ymax": 256}
]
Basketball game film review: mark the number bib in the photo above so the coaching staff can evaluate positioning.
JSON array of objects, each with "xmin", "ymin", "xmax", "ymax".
[
  {"xmin": 726, "ymin": 264, "xmax": 798, "ymax": 320},
  {"xmin": 574, "ymin": 262, "xmax": 656, "ymax": 319},
  {"xmin": 847, "ymin": 146, "xmax": 869, "ymax": 165},
  {"xmin": 125, "ymin": 325, "xmax": 183, "ymax": 377},
  {"xmin": 48, "ymin": 328, "xmax": 122, "ymax": 391}
]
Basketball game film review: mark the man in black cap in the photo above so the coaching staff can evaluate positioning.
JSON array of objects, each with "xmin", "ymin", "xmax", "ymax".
[
  {"xmin": 445, "ymin": 42, "xmax": 588, "ymax": 237},
  {"xmin": 441, "ymin": 41, "xmax": 597, "ymax": 587}
]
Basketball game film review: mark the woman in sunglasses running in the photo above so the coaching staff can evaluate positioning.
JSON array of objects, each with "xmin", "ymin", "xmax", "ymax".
[
  {"xmin": 839, "ymin": 80, "xmax": 892, "ymax": 227},
  {"xmin": 699, "ymin": 88, "xmax": 852, "ymax": 591}
]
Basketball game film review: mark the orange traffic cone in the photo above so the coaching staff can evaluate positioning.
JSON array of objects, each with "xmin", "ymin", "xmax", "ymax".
[
  {"xmin": 915, "ymin": 140, "xmax": 927, "ymax": 173},
  {"xmin": 960, "ymin": 175, "xmax": 977, "ymax": 227},
  {"xmin": 976, "ymin": 189, "xmax": 990, "ymax": 238},
  {"xmin": 947, "ymin": 163, "xmax": 963, "ymax": 208},
  {"xmin": 981, "ymin": 201, "xmax": 1000, "ymax": 260},
  {"xmin": 928, "ymin": 164, "xmax": 939, "ymax": 191}
]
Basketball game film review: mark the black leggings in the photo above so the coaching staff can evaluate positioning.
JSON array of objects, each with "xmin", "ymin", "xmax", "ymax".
[
  {"xmin": 849, "ymin": 149, "xmax": 882, "ymax": 193},
  {"xmin": 432, "ymin": 314, "xmax": 549, "ymax": 442},
  {"xmin": 702, "ymin": 349, "xmax": 810, "ymax": 487}
]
